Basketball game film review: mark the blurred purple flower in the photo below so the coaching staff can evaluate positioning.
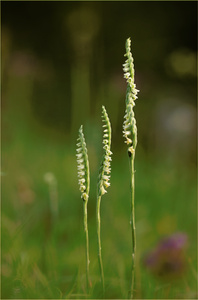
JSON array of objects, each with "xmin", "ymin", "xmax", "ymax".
[{"xmin": 143, "ymin": 233, "xmax": 188, "ymax": 279}]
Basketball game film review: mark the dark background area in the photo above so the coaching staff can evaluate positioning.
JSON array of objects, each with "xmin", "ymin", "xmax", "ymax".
[{"xmin": 2, "ymin": 2, "xmax": 197, "ymax": 155}]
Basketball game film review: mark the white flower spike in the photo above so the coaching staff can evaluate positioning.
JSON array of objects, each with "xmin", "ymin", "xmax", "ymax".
[
  {"xmin": 76, "ymin": 125, "xmax": 90, "ymax": 202},
  {"xmin": 97, "ymin": 106, "xmax": 112, "ymax": 197},
  {"xmin": 123, "ymin": 37, "xmax": 139, "ymax": 156}
]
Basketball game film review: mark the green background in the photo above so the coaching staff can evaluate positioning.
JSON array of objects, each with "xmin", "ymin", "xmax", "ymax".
[{"xmin": 1, "ymin": 1, "xmax": 197, "ymax": 299}]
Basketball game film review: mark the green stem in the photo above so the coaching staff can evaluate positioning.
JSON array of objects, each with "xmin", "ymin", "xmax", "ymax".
[
  {"xmin": 96, "ymin": 194, "xmax": 105, "ymax": 296},
  {"xmin": 83, "ymin": 201, "xmax": 90, "ymax": 292},
  {"xmin": 129, "ymin": 153, "xmax": 136, "ymax": 299}
]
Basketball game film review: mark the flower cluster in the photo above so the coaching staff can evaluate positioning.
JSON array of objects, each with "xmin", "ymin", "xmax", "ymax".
[
  {"xmin": 98, "ymin": 106, "xmax": 112, "ymax": 196},
  {"xmin": 123, "ymin": 38, "xmax": 139, "ymax": 155},
  {"xmin": 143, "ymin": 232, "xmax": 188, "ymax": 279},
  {"xmin": 76, "ymin": 125, "xmax": 90, "ymax": 202}
]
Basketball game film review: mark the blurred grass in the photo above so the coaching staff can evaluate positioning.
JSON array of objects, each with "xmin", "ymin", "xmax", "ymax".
[{"xmin": 2, "ymin": 102, "xmax": 197, "ymax": 298}]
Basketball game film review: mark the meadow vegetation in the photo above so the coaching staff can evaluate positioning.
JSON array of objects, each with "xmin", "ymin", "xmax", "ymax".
[{"xmin": 2, "ymin": 2, "xmax": 197, "ymax": 299}]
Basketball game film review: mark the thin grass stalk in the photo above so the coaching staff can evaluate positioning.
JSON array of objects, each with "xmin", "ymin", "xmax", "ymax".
[
  {"xmin": 83, "ymin": 200, "xmax": 90, "ymax": 292},
  {"xmin": 96, "ymin": 194, "xmax": 105, "ymax": 294},
  {"xmin": 129, "ymin": 154, "xmax": 136, "ymax": 299}
]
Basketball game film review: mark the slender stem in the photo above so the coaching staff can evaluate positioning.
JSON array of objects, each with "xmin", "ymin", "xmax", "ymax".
[
  {"xmin": 83, "ymin": 201, "xmax": 90, "ymax": 292},
  {"xmin": 129, "ymin": 153, "xmax": 136, "ymax": 299},
  {"xmin": 96, "ymin": 194, "xmax": 105, "ymax": 296}
]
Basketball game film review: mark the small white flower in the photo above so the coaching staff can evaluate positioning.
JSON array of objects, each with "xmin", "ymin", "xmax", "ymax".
[
  {"xmin": 104, "ymin": 181, "xmax": 110, "ymax": 188},
  {"xmin": 100, "ymin": 185, "xmax": 107, "ymax": 195}
]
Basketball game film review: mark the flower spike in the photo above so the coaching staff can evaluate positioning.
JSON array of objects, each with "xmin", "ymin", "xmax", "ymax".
[
  {"xmin": 76, "ymin": 125, "xmax": 90, "ymax": 202},
  {"xmin": 123, "ymin": 38, "xmax": 139, "ymax": 156},
  {"xmin": 97, "ymin": 106, "xmax": 112, "ymax": 196}
]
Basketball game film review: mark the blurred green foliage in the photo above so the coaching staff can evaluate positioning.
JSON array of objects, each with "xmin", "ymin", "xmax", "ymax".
[{"xmin": 1, "ymin": 1, "xmax": 197, "ymax": 299}]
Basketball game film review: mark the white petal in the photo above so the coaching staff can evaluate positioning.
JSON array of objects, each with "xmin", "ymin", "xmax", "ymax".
[
  {"xmin": 80, "ymin": 185, "xmax": 86, "ymax": 192},
  {"xmin": 100, "ymin": 186, "xmax": 107, "ymax": 195},
  {"xmin": 77, "ymin": 159, "xmax": 84, "ymax": 164},
  {"xmin": 102, "ymin": 175, "xmax": 110, "ymax": 180},
  {"xmin": 77, "ymin": 165, "xmax": 84, "ymax": 170},
  {"xmin": 104, "ymin": 181, "xmax": 110, "ymax": 188},
  {"xmin": 78, "ymin": 170, "xmax": 85, "ymax": 176},
  {"xmin": 78, "ymin": 178, "xmax": 85, "ymax": 183}
]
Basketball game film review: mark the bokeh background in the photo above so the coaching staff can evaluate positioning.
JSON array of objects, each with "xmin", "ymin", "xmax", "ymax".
[{"xmin": 1, "ymin": 1, "xmax": 197, "ymax": 299}]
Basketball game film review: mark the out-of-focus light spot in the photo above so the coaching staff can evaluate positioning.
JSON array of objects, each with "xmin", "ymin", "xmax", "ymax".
[
  {"xmin": 165, "ymin": 104, "xmax": 196, "ymax": 135},
  {"xmin": 157, "ymin": 215, "xmax": 177, "ymax": 235},
  {"xmin": 166, "ymin": 48, "xmax": 197, "ymax": 77}
]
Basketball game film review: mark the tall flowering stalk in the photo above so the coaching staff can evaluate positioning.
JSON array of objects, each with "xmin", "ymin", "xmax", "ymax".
[
  {"xmin": 97, "ymin": 106, "xmax": 112, "ymax": 295},
  {"xmin": 76, "ymin": 125, "xmax": 90, "ymax": 292},
  {"xmin": 122, "ymin": 38, "xmax": 139, "ymax": 299}
]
